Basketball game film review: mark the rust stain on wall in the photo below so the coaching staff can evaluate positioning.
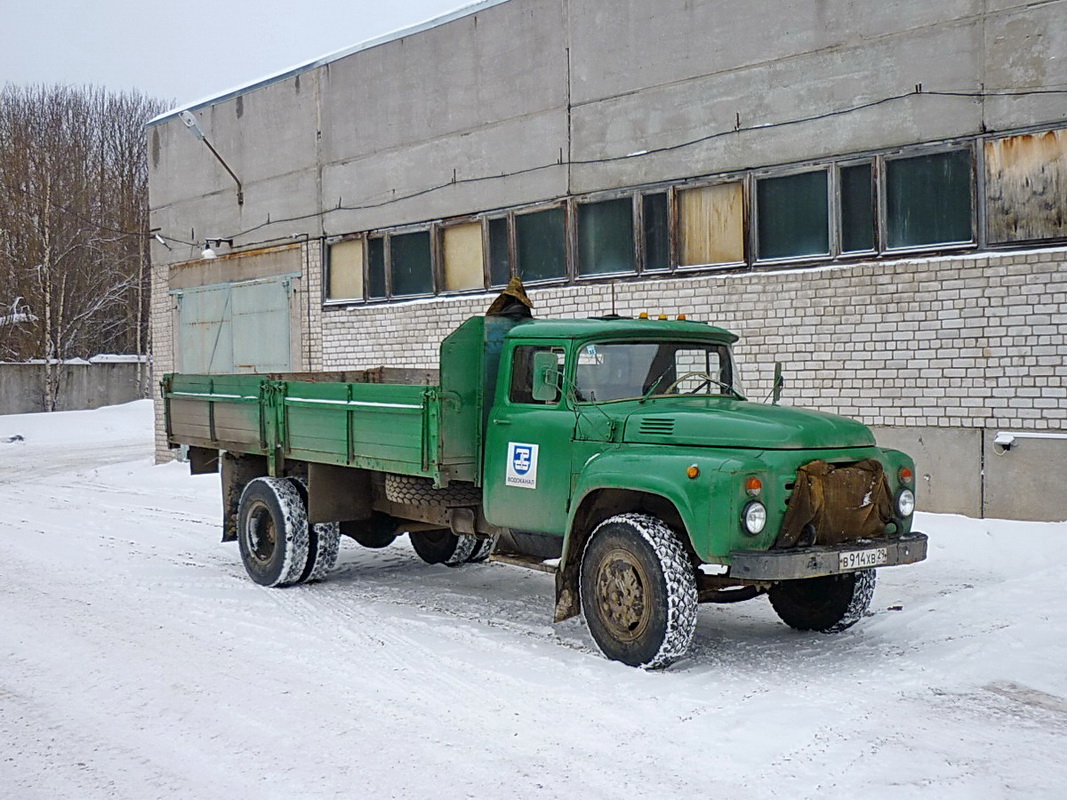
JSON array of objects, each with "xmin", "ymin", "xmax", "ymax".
[{"xmin": 985, "ymin": 129, "xmax": 1067, "ymax": 243}]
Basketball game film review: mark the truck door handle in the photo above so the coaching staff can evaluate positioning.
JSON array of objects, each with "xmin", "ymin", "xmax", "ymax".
[{"xmin": 492, "ymin": 419, "xmax": 511, "ymax": 426}]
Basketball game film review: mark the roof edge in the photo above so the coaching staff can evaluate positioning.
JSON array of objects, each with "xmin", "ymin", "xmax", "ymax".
[{"xmin": 148, "ymin": 0, "xmax": 511, "ymax": 127}]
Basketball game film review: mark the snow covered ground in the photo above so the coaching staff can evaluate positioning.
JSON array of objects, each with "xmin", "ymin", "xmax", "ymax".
[{"xmin": 1, "ymin": 401, "xmax": 1065, "ymax": 799}]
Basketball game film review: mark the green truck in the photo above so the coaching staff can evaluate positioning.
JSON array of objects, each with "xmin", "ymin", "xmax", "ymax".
[{"xmin": 162, "ymin": 312, "xmax": 927, "ymax": 668}]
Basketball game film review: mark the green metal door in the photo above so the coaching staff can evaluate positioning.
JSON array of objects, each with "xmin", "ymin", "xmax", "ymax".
[
  {"xmin": 175, "ymin": 277, "xmax": 292, "ymax": 374},
  {"xmin": 483, "ymin": 341, "xmax": 574, "ymax": 535}
]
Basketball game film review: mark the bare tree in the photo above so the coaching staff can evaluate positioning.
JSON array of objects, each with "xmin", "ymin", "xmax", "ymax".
[{"xmin": 0, "ymin": 85, "xmax": 167, "ymax": 409}]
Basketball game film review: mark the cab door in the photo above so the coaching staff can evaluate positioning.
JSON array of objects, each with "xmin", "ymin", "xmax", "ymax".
[{"xmin": 482, "ymin": 341, "xmax": 575, "ymax": 534}]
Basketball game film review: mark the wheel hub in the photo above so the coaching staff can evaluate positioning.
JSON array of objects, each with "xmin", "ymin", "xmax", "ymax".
[
  {"xmin": 246, "ymin": 503, "xmax": 277, "ymax": 564},
  {"xmin": 595, "ymin": 549, "xmax": 651, "ymax": 642}
]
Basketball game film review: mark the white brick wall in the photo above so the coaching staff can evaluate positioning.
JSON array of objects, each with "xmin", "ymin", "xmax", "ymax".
[
  {"xmin": 319, "ymin": 247, "xmax": 1067, "ymax": 431},
  {"xmin": 150, "ymin": 247, "xmax": 176, "ymax": 462},
  {"xmin": 153, "ymin": 244, "xmax": 1067, "ymax": 462}
]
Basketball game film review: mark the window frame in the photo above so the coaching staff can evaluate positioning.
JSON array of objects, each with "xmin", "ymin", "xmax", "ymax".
[
  {"xmin": 675, "ymin": 176, "xmax": 748, "ymax": 272},
  {"xmin": 637, "ymin": 187, "xmax": 674, "ymax": 274},
  {"xmin": 879, "ymin": 142, "xmax": 977, "ymax": 256},
  {"xmin": 752, "ymin": 164, "xmax": 833, "ymax": 265},
  {"xmin": 437, "ymin": 216, "xmax": 490, "ymax": 294},
  {"xmin": 513, "ymin": 201, "xmax": 571, "ymax": 286},
  {"xmin": 835, "ymin": 158, "xmax": 879, "ymax": 257},
  {"xmin": 323, "ymin": 234, "xmax": 368, "ymax": 306},
  {"xmin": 573, "ymin": 190, "xmax": 640, "ymax": 281},
  {"xmin": 385, "ymin": 224, "xmax": 436, "ymax": 299}
]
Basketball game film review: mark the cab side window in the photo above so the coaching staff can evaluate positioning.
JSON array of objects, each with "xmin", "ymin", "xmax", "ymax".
[{"xmin": 509, "ymin": 345, "xmax": 565, "ymax": 404}]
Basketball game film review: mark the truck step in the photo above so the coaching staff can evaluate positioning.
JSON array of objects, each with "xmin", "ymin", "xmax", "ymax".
[{"xmin": 489, "ymin": 552, "xmax": 559, "ymax": 574}]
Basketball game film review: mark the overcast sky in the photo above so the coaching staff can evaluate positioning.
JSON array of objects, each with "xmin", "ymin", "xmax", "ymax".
[{"xmin": 1, "ymin": 0, "xmax": 482, "ymax": 108}]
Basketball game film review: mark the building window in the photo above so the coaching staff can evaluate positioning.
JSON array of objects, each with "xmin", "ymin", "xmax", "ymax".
[
  {"xmin": 516, "ymin": 206, "xmax": 567, "ymax": 282},
  {"xmin": 678, "ymin": 182, "xmax": 744, "ymax": 266},
  {"xmin": 756, "ymin": 170, "xmax": 829, "ymax": 260},
  {"xmin": 886, "ymin": 149, "xmax": 973, "ymax": 248},
  {"xmin": 327, "ymin": 238, "xmax": 364, "ymax": 301},
  {"xmin": 642, "ymin": 192, "xmax": 670, "ymax": 271},
  {"xmin": 488, "ymin": 217, "xmax": 512, "ymax": 287},
  {"xmin": 985, "ymin": 129, "xmax": 1067, "ymax": 244},
  {"xmin": 578, "ymin": 197, "xmax": 635, "ymax": 276},
  {"xmin": 840, "ymin": 163, "xmax": 875, "ymax": 253},
  {"xmin": 367, "ymin": 236, "xmax": 387, "ymax": 299},
  {"xmin": 389, "ymin": 230, "xmax": 433, "ymax": 296},
  {"xmin": 442, "ymin": 222, "xmax": 484, "ymax": 291}
]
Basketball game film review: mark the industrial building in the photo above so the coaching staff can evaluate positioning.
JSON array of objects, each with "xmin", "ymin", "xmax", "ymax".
[{"xmin": 148, "ymin": 0, "xmax": 1067, "ymax": 520}]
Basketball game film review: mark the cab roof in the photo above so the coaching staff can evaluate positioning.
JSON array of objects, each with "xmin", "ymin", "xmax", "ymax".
[{"xmin": 503, "ymin": 316, "xmax": 739, "ymax": 344}]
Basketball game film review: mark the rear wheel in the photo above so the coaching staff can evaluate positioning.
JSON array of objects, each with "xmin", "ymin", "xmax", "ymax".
[
  {"xmin": 237, "ymin": 477, "xmax": 309, "ymax": 587},
  {"xmin": 466, "ymin": 536, "xmax": 496, "ymax": 563},
  {"xmin": 286, "ymin": 477, "xmax": 342, "ymax": 583},
  {"xmin": 341, "ymin": 513, "xmax": 399, "ymax": 549},
  {"xmin": 768, "ymin": 569, "xmax": 876, "ymax": 632},
  {"xmin": 579, "ymin": 513, "xmax": 697, "ymax": 669},
  {"xmin": 409, "ymin": 530, "xmax": 478, "ymax": 566}
]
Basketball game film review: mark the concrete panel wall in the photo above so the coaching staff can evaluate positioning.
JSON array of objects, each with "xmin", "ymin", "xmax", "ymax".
[
  {"xmin": 0, "ymin": 363, "xmax": 147, "ymax": 415},
  {"xmin": 871, "ymin": 426, "xmax": 983, "ymax": 517},
  {"xmin": 983, "ymin": 432, "xmax": 1067, "ymax": 522},
  {"xmin": 319, "ymin": 111, "xmax": 570, "ymax": 233},
  {"xmin": 318, "ymin": 0, "xmax": 568, "ymax": 158}
]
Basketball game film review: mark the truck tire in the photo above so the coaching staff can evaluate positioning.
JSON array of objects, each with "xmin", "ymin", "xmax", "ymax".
[
  {"xmin": 768, "ymin": 569, "xmax": 876, "ymax": 632},
  {"xmin": 237, "ymin": 477, "xmax": 309, "ymax": 587},
  {"xmin": 466, "ymin": 535, "xmax": 496, "ymax": 563},
  {"xmin": 384, "ymin": 474, "xmax": 482, "ymax": 507},
  {"xmin": 579, "ymin": 513, "xmax": 698, "ymax": 669},
  {"xmin": 286, "ymin": 477, "xmax": 342, "ymax": 583},
  {"xmin": 409, "ymin": 530, "xmax": 478, "ymax": 566},
  {"xmin": 340, "ymin": 513, "xmax": 399, "ymax": 549}
]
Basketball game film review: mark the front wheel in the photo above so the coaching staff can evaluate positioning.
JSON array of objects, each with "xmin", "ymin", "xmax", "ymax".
[
  {"xmin": 768, "ymin": 569, "xmax": 876, "ymax": 632},
  {"xmin": 579, "ymin": 513, "xmax": 698, "ymax": 669}
]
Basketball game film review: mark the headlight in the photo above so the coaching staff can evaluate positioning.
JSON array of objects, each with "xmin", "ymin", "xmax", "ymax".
[
  {"xmin": 742, "ymin": 502, "xmax": 767, "ymax": 535},
  {"xmin": 897, "ymin": 488, "xmax": 915, "ymax": 517}
]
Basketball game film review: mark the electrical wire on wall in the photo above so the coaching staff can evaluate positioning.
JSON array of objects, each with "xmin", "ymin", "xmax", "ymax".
[
  {"xmin": 206, "ymin": 85, "xmax": 1067, "ymax": 250},
  {"xmin": 22, "ymin": 86, "xmax": 1067, "ymax": 251}
]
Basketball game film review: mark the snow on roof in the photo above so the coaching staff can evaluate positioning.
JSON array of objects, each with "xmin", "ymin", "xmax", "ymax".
[{"xmin": 149, "ymin": 0, "xmax": 512, "ymax": 126}]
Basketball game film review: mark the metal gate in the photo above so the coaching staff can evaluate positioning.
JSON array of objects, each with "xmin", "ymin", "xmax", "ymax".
[{"xmin": 175, "ymin": 276, "xmax": 294, "ymax": 374}]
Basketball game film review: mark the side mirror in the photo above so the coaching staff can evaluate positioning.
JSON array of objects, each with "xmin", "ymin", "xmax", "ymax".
[
  {"xmin": 773, "ymin": 362, "xmax": 785, "ymax": 404},
  {"xmin": 532, "ymin": 351, "xmax": 561, "ymax": 403}
]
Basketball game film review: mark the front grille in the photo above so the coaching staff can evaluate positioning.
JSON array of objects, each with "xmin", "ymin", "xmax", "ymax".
[
  {"xmin": 777, "ymin": 458, "xmax": 893, "ymax": 547},
  {"xmin": 638, "ymin": 417, "xmax": 676, "ymax": 436}
]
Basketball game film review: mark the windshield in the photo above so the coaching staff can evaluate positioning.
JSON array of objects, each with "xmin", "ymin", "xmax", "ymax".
[{"xmin": 572, "ymin": 341, "xmax": 742, "ymax": 403}]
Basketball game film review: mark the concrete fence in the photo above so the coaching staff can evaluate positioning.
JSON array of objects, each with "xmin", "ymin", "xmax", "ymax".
[{"xmin": 0, "ymin": 359, "xmax": 149, "ymax": 415}]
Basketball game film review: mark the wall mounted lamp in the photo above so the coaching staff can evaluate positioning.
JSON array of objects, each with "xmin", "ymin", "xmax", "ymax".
[{"xmin": 179, "ymin": 110, "xmax": 245, "ymax": 206}]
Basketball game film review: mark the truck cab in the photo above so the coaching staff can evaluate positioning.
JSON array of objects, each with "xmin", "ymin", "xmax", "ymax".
[{"xmin": 480, "ymin": 315, "xmax": 925, "ymax": 665}]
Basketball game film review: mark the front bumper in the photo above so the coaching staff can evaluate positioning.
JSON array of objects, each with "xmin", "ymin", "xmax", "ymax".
[{"xmin": 728, "ymin": 532, "xmax": 928, "ymax": 581}]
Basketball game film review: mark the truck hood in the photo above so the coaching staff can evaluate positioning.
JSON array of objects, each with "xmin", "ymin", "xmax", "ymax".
[{"xmin": 620, "ymin": 398, "xmax": 876, "ymax": 450}]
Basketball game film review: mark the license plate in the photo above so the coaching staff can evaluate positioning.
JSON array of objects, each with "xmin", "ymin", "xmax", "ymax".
[{"xmin": 839, "ymin": 547, "xmax": 888, "ymax": 571}]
